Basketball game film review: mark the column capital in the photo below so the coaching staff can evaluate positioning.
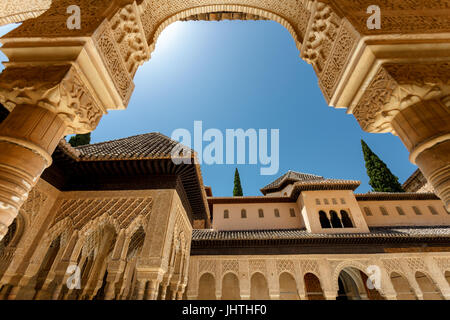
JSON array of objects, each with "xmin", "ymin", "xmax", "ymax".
[
  {"xmin": 0, "ymin": 64, "xmax": 104, "ymax": 135},
  {"xmin": 352, "ymin": 62, "xmax": 450, "ymax": 135}
]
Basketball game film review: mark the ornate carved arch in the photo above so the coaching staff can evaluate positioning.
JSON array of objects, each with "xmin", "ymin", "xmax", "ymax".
[
  {"xmin": 148, "ymin": 4, "xmax": 304, "ymax": 55},
  {"xmin": 331, "ymin": 260, "xmax": 370, "ymax": 293}
]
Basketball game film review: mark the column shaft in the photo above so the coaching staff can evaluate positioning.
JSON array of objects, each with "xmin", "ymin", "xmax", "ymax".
[{"xmin": 0, "ymin": 104, "xmax": 66, "ymax": 240}]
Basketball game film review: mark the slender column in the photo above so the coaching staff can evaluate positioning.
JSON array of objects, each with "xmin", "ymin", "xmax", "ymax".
[
  {"xmin": 177, "ymin": 284, "xmax": 186, "ymax": 300},
  {"xmin": 105, "ymin": 231, "xmax": 130, "ymax": 300},
  {"xmin": 136, "ymin": 280, "xmax": 147, "ymax": 300},
  {"xmin": 424, "ymin": 257, "xmax": 450, "ymax": 300},
  {"xmin": 146, "ymin": 280, "xmax": 160, "ymax": 300},
  {"xmin": 159, "ymin": 272, "xmax": 173, "ymax": 300},
  {"xmin": 391, "ymin": 97, "xmax": 450, "ymax": 209},
  {"xmin": 239, "ymin": 260, "xmax": 251, "ymax": 300},
  {"xmin": 0, "ymin": 105, "xmax": 66, "ymax": 240}
]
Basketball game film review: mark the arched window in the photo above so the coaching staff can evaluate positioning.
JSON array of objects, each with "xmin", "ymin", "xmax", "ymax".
[
  {"xmin": 329, "ymin": 210, "xmax": 343, "ymax": 228},
  {"xmin": 274, "ymin": 209, "xmax": 280, "ymax": 218},
  {"xmin": 319, "ymin": 211, "xmax": 331, "ymax": 228},
  {"xmin": 241, "ymin": 209, "xmax": 247, "ymax": 219},
  {"xmin": 258, "ymin": 209, "xmax": 264, "ymax": 218},
  {"xmin": 340, "ymin": 210, "xmax": 354, "ymax": 228},
  {"xmin": 224, "ymin": 210, "xmax": 229, "ymax": 219}
]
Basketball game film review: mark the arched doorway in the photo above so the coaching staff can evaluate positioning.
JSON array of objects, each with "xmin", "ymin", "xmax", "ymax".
[
  {"xmin": 304, "ymin": 273, "xmax": 324, "ymax": 300},
  {"xmin": 279, "ymin": 272, "xmax": 299, "ymax": 300},
  {"xmin": 198, "ymin": 273, "xmax": 216, "ymax": 300},
  {"xmin": 221, "ymin": 272, "xmax": 240, "ymax": 300},
  {"xmin": 390, "ymin": 272, "xmax": 416, "ymax": 300},
  {"xmin": 336, "ymin": 267, "xmax": 384, "ymax": 300},
  {"xmin": 250, "ymin": 272, "xmax": 269, "ymax": 300},
  {"xmin": 415, "ymin": 272, "xmax": 443, "ymax": 300},
  {"xmin": 337, "ymin": 268, "xmax": 365, "ymax": 300}
]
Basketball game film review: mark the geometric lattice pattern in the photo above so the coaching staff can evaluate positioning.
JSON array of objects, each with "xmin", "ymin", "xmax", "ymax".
[
  {"xmin": 276, "ymin": 259, "xmax": 295, "ymax": 275},
  {"xmin": 434, "ymin": 257, "xmax": 450, "ymax": 273},
  {"xmin": 222, "ymin": 260, "xmax": 239, "ymax": 275},
  {"xmin": 249, "ymin": 259, "xmax": 267, "ymax": 275},
  {"xmin": 382, "ymin": 258, "xmax": 405, "ymax": 275},
  {"xmin": 199, "ymin": 259, "xmax": 216, "ymax": 275},
  {"xmin": 406, "ymin": 257, "xmax": 426, "ymax": 273},
  {"xmin": 299, "ymin": 260, "xmax": 319, "ymax": 275},
  {"xmin": 52, "ymin": 197, "xmax": 153, "ymax": 230}
]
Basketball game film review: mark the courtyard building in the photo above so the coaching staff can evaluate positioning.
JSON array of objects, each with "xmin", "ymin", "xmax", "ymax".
[
  {"xmin": 0, "ymin": 0, "xmax": 449, "ymax": 300},
  {"xmin": 0, "ymin": 133, "xmax": 449, "ymax": 300}
]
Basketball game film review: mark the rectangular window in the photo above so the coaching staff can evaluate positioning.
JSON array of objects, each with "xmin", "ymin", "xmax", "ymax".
[
  {"xmin": 274, "ymin": 209, "xmax": 280, "ymax": 218},
  {"xmin": 396, "ymin": 206, "xmax": 405, "ymax": 216},
  {"xmin": 324, "ymin": 199, "xmax": 329, "ymax": 205},
  {"xmin": 224, "ymin": 210, "xmax": 229, "ymax": 219},
  {"xmin": 315, "ymin": 199, "xmax": 321, "ymax": 205},
  {"xmin": 428, "ymin": 206, "xmax": 438, "ymax": 215},
  {"xmin": 258, "ymin": 209, "xmax": 264, "ymax": 218},
  {"xmin": 364, "ymin": 207, "xmax": 372, "ymax": 216},
  {"xmin": 380, "ymin": 206, "xmax": 389, "ymax": 216},
  {"xmin": 412, "ymin": 206, "xmax": 422, "ymax": 215},
  {"xmin": 289, "ymin": 208, "xmax": 296, "ymax": 217},
  {"xmin": 241, "ymin": 209, "xmax": 247, "ymax": 218},
  {"xmin": 340, "ymin": 198, "xmax": 346, "ymax": 204},
  {"xmin": 332, "ymin": 198, "xmax": 337, "ymax": 205}
]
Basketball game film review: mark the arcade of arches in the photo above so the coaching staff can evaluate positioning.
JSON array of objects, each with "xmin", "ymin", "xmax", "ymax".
[{"xmin": 0, "ymin": 0, "xmax": 449, "ymax": 300}]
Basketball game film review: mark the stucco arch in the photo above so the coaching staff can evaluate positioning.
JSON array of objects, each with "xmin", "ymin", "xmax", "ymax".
[
  {"xmin": 149, "ymin": 4, "xmax": 304, "ymax": 55},
  {"xmin": 390, "ymin": 271, "xmax": 416, "ymax": 300},
  {"xmin": 279, "ymin": 271, "xmax": 299, "ymax": 300},
  {"xmin": 414, "ymin": 271, "xmax": 445, "ymax": 300},
  {"xmin": 198, "ymin": 272, "xmax": 216, "ymax": 300},
  {"xmin": 331, "ymin": 260, "xmax": 370, "ymax": 292},
  {"xmin": 221, "ymin": 271, "xmax": 240, "ymax": 300},
  {"xmin": 250, "ymin": 271, "xmax": 269, "ymax": 300}
]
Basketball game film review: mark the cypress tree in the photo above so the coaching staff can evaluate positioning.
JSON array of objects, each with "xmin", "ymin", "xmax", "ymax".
[
  {"xmin": 69, "ymin": 133, "xmax": 91, "ymax": 147},
  {"xmin": 361, "ymin": 139, "xmax": 404, "ymax": 192},
  {"xmin": 233, "ymin": 168, "xmax": 243, "ymax": 196}
]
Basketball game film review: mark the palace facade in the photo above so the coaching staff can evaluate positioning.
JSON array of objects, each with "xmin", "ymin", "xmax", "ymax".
[{"xmin": 0, "ymin": 132, "xmax": 449, "ymax": 300}]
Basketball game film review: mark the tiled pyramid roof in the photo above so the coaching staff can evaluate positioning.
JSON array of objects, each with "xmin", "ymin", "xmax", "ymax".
[
  {"xmin": 74, "ymin": 132, "xmax": 193, "ymax": 161},
  {"xmin": 260, "ymin": 170, "xmax": 360, "ymax": 195}
]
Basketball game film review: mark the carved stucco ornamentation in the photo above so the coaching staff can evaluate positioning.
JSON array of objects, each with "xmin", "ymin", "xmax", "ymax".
[
  {"xmin": 301, "ymin": 2, "xmax": 341, "ymax": 75},
  {"xmin": 319, "ymin": 22, "xmax": 358, "ymax": 101},
  {"xmin": 110, "ymin": 3, "xmax": 150, "ymax": 77},
  {"xmin": 19, "ymin": 188, "xmax": 48, "ymax": 224},
  {"xmin": 139, "ymin": 0, "xmax": 310, "ymax": 52},
  {"xmin": 2, "ymin": 0, "xmax": 116, "ymax": 38},
  {"xmin": 50, "ymin": 196, "xmax": 153, "ymax": 232},
  {"xmin": 0, "ymin": 65, "xmax": 104, "ymax": 134},
  {"xmin": 328, "ymin": 0, "xmax": 450, "ymax": 35},
  {"xmin": 353, "ymin": 62, "xmax": 450, "ymax": 133},
  {"xmin": 0, "ymin": 0, "xmax": 51, "ymax": 26},
  {"xmin": 301, "ymin": 2, "xmax": 359, "ymax": 102}
]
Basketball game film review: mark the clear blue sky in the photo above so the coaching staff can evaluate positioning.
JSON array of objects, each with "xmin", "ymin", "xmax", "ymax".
[{"xmin": 0, "ymin": 21, "xmax": 417, "ymax": 196}]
